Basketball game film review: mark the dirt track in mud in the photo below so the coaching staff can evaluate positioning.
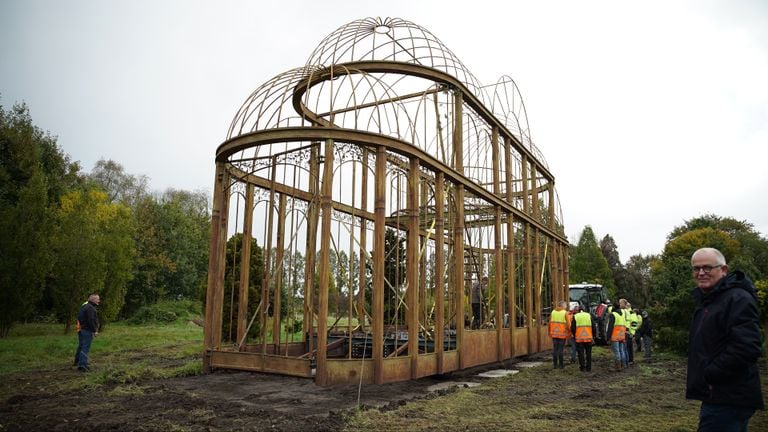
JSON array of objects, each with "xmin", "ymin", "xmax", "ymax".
[{"xmin": 0, "ymin": 354, "xmax": 539, "ymax": 432}]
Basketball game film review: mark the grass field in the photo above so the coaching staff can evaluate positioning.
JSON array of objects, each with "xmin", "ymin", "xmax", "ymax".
[{"xmin": 0, "ymin": 320, "xmax": 204, "ymax": 400}]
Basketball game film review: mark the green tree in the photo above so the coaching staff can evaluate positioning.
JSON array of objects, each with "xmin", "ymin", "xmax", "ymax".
[
  {"xmin": 89, "ymin": 158, "xmax": 149, "ymax": 207},
  {"xmin": 92, "ymin": 163, "xmax": 211, "ymax": 318},
  {"xmin": 332, "ymin": 250, "xmax": 351, "ymax": 317},
  {"xmin": 98, "ymin": 198, "xmax": 137, "ymax": 324},
  {"xmin": 383, "ymin": 228, "xmax": 406, "ymax": 324},
  {"xmin": 283, "ymin": 250, "xmax": 306, "ymax": 329},
  {"xmin": 599, "ymin": 234, "xmax": 630, "ymax": 300},
  {"xmin": 155, "ymin": 189, "xmax": 210, "ymax": 301},
  {"xmin": 122, "ymin": 195, "xmax": 173, "ymax": 316},
  {"xmin": 116, "ymin": 186, "xmax": 210, "ymax": 316},
  {"xmin": 654, "ymin": 227, "xmax": 740, "ymax": 304},
  {"xmin": 0, "ymin": 102, "xmax": 79, "ymax": 336},
  {"xmin": 569, "ymin": 226, "xmax": 615, "ymax": 299},
  {"xmin": 624, "ymin": 254, "xmax": 657, "ymax": 308},
  {"xmin": 667, "ymin": 214, "xmax": 768, "ymax": 280},
  {"xmin": 51, "ymin": 189, "xmax": 136, "ymax": 332},
  {"xmin": 0, "ymin": 170, "xmax": 49, "ymax": 337},
  {"xmin": 220, "ymin": 234, "xmax": 265, "ymax": 343}
]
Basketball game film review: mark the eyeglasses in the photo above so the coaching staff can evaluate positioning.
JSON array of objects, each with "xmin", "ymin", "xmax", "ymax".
[{"xmin": 691, "ymin": 265, "xmax": 722, "ymax": 274}]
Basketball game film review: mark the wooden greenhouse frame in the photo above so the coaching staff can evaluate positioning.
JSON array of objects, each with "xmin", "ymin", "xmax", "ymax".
[{"xmin": 203, "ymin": 17, "xmax": 569, "ymax": 386}]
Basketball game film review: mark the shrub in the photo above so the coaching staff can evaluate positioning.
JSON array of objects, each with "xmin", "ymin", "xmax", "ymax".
[
  {"xmin": 655, "ymin": 327, "xmax": 688, "ymax": 355},
  {"xmin": 126, "ymin": 300, "xmax": 202, "ymax": 324},
  {"xmin": 290, "ymin": 320, "xmax": 303, "ymax": 334}
]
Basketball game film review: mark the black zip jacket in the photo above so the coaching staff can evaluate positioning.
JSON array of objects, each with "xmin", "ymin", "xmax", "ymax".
[
  {"xmin": 636, "ymin": 317, "xmax": 652, "ymax": 339},
  {"xmin": 686, "ymin": 271, "xmax": 764, "ymax": 409},
  {"xmin": 77, "ymin": 301, "xmax": 100, "ymax": 333}
]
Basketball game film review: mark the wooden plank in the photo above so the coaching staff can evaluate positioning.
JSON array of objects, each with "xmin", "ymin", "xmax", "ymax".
[
  {"xmin": 461, "ymin": 330, "xmax": 499, "ymax": 369},
  {"xmin": 208, "ymin": 351, "xmax": 313, "ymax": 378},
  {"xmin": 381, "ymin": 357, "xmax": 411, "ymax": 384},
  {"xmin": 414, "ymin": 353, "xmax": 438, "ymax": 379},
  {"xmin": 325, "ymin": 358, "xmax": 375, "ymax": 385}
]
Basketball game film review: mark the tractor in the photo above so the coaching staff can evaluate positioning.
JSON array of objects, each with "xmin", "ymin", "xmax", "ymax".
[{"xmin": 569, "ymin": 282, "xmax": 611, "ymax": 345}]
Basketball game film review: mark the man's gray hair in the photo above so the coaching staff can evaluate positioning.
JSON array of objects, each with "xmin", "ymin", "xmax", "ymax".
[{"xmin": 691, "ymin": 247, "xmax": 727, "ymax": 265}]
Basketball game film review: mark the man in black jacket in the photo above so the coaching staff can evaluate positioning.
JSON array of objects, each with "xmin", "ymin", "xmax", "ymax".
[
  {"xmin": 75, "ymin": 293, "xmax": 100, "ymax": 372},
  {"xmin": 687, "ymin": 248, "xmax": 764, "ymax": 431}
]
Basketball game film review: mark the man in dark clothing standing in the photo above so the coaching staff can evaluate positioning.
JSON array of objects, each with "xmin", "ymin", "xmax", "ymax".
[
  {"xmin": 636, "ymin": 310, "xmax": 653, "ymax": 360},
  {"xmin": 470, "ymin": 276, "xmax": 487, "ymax": 330},
  {"xmin": 687, "ymin": 248, "xmax": 764, "ymax": 431},
  {"xmin": 75, "ymin": 293, "xmax": 100, "ymax": 372}
]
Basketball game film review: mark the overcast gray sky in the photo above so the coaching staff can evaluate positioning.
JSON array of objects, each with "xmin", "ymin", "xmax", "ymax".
[{"xmin": 2, "ymin": 0, "xmax": 767, "ymax": 261}]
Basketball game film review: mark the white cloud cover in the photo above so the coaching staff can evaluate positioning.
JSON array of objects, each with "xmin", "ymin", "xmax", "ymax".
[{"xmin": 2, "ymin": 0, "xmax": 766, "ymax": 260}]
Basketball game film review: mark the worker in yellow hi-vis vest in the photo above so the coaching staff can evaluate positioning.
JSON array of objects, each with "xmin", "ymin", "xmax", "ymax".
[{"xmin": 570, "ymin": 305, "xmax": 595, "ymax": 372}]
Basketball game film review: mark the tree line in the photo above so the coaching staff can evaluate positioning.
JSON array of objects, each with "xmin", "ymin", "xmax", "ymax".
[
  {"xmin": 568, "ymin": 220, "xmax": 768, "ymax": 352},
  {"xmin": 4, "ymin": 99, "xmax": 767, "ymax": 349},
  {"xmin": 0, "ymin": 101, "xmax": 210, "ymax": 336}
]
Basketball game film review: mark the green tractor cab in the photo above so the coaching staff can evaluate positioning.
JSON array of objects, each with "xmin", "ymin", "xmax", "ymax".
[{"xmin": 569, "ymin": 282, "xmax": 611, "ymax": 345}]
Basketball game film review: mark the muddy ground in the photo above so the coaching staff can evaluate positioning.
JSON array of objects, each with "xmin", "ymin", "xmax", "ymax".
[
  {"xmin": 0, "ymin": 353, "xmax": 543, "ymax": 432},
  {"xmin": 1, "ymin": 351, "xmax": 765, "ymax": 432}
]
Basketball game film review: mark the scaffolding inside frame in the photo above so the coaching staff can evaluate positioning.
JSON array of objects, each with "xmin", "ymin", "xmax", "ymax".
[{"xmin": 204, "ymin": 17, "xmax": 570, "ymax": 386}]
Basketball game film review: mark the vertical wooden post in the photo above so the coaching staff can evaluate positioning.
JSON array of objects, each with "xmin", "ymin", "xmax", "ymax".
[
  {"xmin": 204, "ymin": 162, "xmax": 228, "ymax": 371},
  {"xmin": 304, "ymin": 146, "xmax": 320, "ymax": 359},
  {"xmin": 434, "ymin": 171, "xmax": 445, "ymax": 373},
  {"xmin": 316, "ymin": 138, "xmax": 334, "ymax": 386},
  {"xmin": 504, "ymin": 138, "xmax": 516, "ymax": 353},
  {"xmin": 452, "ymin": 90, "xmax": 466, "ymax": 368},
  {"xmin": 524, "ymin": 223, "xmax": 534, "ymax": 353},
  {"xmin": 560, "ymin": 242, "xmax": 566, "ymax": 302},
  {"xmin": 521, "ymin": 156, "xmax": 530, "ymax": 215},
  {"xmin": 315, "ymin": 139, "xmax": 334, "ymax": 386},
  {"xmin": 561, "ymin": 242, "xmax": 568, "ymax": 303},
  {"xmin": 407, "ymin": 158, "xmax": 420, "ymax": 376},
  {"xmin": 551, "ymin": 241, "xmax": 560, "ymax": 304},
  {"xmin": 491, "ymin": 127, "xmax": 503, "ymax": 360},
  {"xmin": 373, "ymin": 145, "xmax": 386, "ymax": 384},
  {"xmin": 533, "ymin": 228, "xmax": 542, "ymax": 352},
  {"xmin": 531, "ymin": 164, "xmax": 539, "ymax": 221},
  {"xmin": 548, "ymin": 180, "xmax": 555, "ymax": 230},
  {"xmin": 560, "ymin": 243, "xmax": 567, "ymax": 303},
  {"xmin": 236, "ymin": 184, "xmax": 254, "ymax": 350}
]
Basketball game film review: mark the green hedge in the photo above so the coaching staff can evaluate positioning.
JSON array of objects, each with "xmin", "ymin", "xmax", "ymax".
[{"xmin": 126, "ymin": 300, "xmax": 202, "ymax": 324}]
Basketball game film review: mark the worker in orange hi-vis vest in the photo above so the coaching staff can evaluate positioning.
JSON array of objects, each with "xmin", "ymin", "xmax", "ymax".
[
  {"xmin": 548, "ymin": 301, "xmax": 569, "ymax": 369},
  {"xmin": 606, "ymin": 306, "xmax": 628, "ymax": 371}
]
